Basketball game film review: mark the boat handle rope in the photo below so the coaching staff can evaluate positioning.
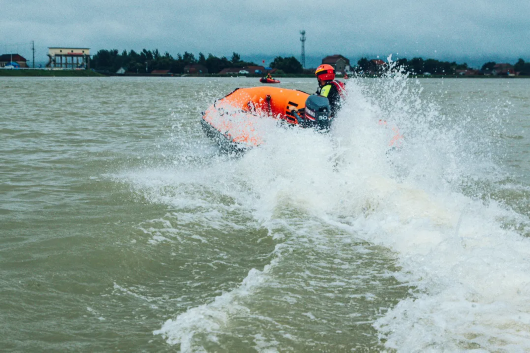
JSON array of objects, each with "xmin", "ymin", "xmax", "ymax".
[{"xmin": 291, "ymin": 109, "xmax": 302, "ymax": 121}]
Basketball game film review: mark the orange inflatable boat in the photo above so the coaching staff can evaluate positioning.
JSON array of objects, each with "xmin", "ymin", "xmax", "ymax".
[
  {"xmin": 260, "ymin": 77, "xmax": 281, "ymax": 84},
  {"xmin": 201, "ymin": 86, "xmax": 332, "ymax": 151}
]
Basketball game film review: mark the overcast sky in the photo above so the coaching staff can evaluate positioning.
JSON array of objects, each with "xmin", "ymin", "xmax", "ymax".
[{"xmin": 2, "ymin": 0, "xmax": 529, "ymax": 68}]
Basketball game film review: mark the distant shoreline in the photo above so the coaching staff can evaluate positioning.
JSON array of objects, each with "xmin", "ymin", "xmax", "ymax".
[
  {"xmin": 0, "ymin": 69, "xmax": 103, "ymax": 77},
  {"xmin": 1, "ymin": 69, "xmax": 528, "ymax": 79}
]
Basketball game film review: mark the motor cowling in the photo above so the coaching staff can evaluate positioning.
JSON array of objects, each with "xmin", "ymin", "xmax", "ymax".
[{"xmin": 302, "ymin": 95, "xmax": 332, "ymax": 130}]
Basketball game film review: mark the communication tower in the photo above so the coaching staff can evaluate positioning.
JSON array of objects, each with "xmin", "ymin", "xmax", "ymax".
[{"xmin": 300, "ymin": 30, "xmax": 306, "ymax": 68}]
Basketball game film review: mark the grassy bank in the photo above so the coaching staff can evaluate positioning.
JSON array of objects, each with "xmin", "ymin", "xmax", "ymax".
[{"xmin": 0, "ymin": 69, "xmax": 104, "ymax": 77}]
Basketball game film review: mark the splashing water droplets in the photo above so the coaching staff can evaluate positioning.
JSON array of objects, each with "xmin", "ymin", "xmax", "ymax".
[{"xmin": 145, "ymin": 72, "xmax": 529, "ymax": 351}]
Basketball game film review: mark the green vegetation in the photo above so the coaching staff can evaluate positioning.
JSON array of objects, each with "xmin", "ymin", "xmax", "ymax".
[
  {"xmin": 7, "ymin": 48, "xmax": 529, "ymax": 77},
  {"xmin": 0, "ymin": 69, "xmax": 104, "ymax": 77},
  {"xmin": 481, "ymin": 61, "xmax": 496, "ymax": 72},
  {"xmin": 479, "ymin": 59, "xmax": 530, "ymax": 75},
  {"xmin": 514, "ymin": 59, "xmax": 530, "ymax": 75},
  {"xmin": 89, "ymin": 48, "xmax": 530, "ymax": 77},
  {"xmin": 356, "ymin": 57, "xmax": 530, "ymax": 77},
  {"xmin": 91, "ymin": 49, "xmax": 263, "ymax": 74},
  {"xmin": 357, "ymin": 57, "xmax": 469, "ymax": 75},
  {"xmin": 90, "ymin": 49, "xmax": 307, "ymax": 75},
  {"xmin": 270, "ymin": 56, "xmax": 303, "ymax": 74}
]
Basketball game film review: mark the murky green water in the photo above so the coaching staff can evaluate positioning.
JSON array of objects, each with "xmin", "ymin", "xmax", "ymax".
[{"xmin": 1, "ymin": 76, "xmax": 530, "ymax": 352}]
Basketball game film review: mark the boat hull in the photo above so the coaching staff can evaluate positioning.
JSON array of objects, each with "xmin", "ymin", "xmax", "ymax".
[
  {"xmin": 260, "ymin": 78, "xmax": 280, "ymax": 84},
  {"xmin": 201, "ymin": 87, "xmax": 312, "ymax": 150}
]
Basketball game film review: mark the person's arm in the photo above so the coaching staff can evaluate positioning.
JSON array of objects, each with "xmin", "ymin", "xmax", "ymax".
[{"xmin": 327, "ymin": 87, "xmax": 341, "ymax": 117}]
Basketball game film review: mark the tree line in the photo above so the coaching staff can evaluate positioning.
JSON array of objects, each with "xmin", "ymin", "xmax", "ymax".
[
  {"xmin": 357, "ymin": 57, "xmax": 530, "ymax": 75},
  {"xmin": 91, "ymin": 49, "xmax": 304, "ymax": 74},
  {"xmin": 357, "ymin": 57, "xmax": 469, "ymax": 75},
  {"xmin": 91, "ymin": 48, "xmax": 530, "ymax": 76},
  {"xmin": 481, "ymin": 59, "xmax": 530, "ymax": 75}
]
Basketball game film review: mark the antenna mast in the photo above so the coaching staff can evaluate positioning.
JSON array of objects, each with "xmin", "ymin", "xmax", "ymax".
[
  {"xmin": 32, "ymin": 41, "xmax": 35, "ymax": 68},
  {"xmin": 300, "ymin": 30, "xmax": 306, "ymax": 68}
]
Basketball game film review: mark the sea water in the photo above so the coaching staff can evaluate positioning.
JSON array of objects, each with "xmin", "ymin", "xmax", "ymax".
[{"xmin": 1, "ymin": 74, "xmax": 529, "ymax": 352}]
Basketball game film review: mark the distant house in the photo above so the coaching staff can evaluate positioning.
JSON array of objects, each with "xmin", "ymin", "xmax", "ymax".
[
  {"xmin": 151, "ymin": 69, "xmax": 172, "ymax": 76},
  {"xmin": 492, "ymin": 63, "xmax": 514, "ymax": 76},
  {"xmin": 322, "ymin": 55, "xmax": 351, "ymax": 74},
  {"xmin": 218, "ymin": 67, "xmax": 242, "ymax": 75},
  {"xmin": 116, "ymin": 67, "xmax": 126, "ymax": 75},
  {"xmin": 184, "ymin": 64, "xmax": 208, "ymax": 74},
  {"xmin": 0, "ymin": 54, "xmax": 28, "ymax": 68},
  {"xmin": 456, "ymin": 69, "xmax": 480, "ymax": 76},
  {"xmin": 245, "ymin": 65, "xmax": 266, "ymax": 74},
  {"xmin": 369, "ymin": 59, "xmax": 387, "ymax": 74},
  {"xmin": 218, "ymin": 66, "xmax": 269, "ymax": 75}
]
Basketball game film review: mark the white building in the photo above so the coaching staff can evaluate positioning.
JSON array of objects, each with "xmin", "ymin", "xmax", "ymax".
[{"xmin": 46, "ymin": 47, "xmax": 90, "ymax": 69}]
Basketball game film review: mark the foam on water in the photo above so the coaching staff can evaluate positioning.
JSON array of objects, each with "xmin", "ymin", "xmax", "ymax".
[
  {"xmin": 153, "ymin": 253, "xmax": 282, "ymax": 352},
  {"xmin": 331, "ymin": 66, "xmax": 530, "ymax": 350},
  {"xmin": 122, "ymin": 68, "xmax": 530, "ymax": 351}
]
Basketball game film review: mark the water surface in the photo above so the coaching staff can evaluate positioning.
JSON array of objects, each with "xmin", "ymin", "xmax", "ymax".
[{"xmin": 1, "ymin": 76, "xmax": 530, "ymax": 352}]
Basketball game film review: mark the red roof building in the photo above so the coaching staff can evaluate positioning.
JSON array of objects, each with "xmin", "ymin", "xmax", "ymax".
[
  {"xmin": 365, "ymin": 59, "xmax": 388, "ymax": 74},
  {"xmin": 0, "ymin": 54, "xmax": 28, "ymax": 68},
  {"xmin": 151, "ymin": 70, "xmax": 172, "ymax": 76},
  {"xmin": 218, "ymin": 67, "xmax": 242, "ymax": 75},
  {"xmin": 244, "ymin": 65, "xmax": 266, "ymax": 74},
  {"xmin": 493, "ymin": 63, "xmax": 515, "ymax": 76},
  {"xmin": 184, "ymin": 64, "xmax": 208, "ymax": 74},
  {"xmin": 456, "ymin": 69, "xmax": 480, "ymax": 76}
]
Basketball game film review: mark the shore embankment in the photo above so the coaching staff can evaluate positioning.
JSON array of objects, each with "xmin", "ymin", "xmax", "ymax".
[
  {"xmin": 0, "ymin": 69, "xmax": 104, "ymax": 77},
  {"xmin": 1, "ymin": 69, "xmax": 527, "ymax": 79}
]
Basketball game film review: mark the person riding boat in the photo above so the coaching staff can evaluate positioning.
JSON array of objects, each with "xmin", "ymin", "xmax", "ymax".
[{"xmin": 315, "ymin": 64, "xmax": 346, "ymax": 117}]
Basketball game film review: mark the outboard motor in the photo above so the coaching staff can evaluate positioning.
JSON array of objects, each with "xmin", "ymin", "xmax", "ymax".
[{"xmin": 302, "ymin": 95, "xmax": 332, "ymax": 130}]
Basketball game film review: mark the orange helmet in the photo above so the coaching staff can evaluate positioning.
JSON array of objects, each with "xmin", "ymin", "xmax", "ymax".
[{"xmin": 315, "ymin": 64, "xmax": 335, "ymax": 81}]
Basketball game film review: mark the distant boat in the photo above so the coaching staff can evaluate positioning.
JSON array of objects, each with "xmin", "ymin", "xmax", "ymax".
[{"xmin": 260, "ymin": 77, "xmax": 280, "ymax": 84}]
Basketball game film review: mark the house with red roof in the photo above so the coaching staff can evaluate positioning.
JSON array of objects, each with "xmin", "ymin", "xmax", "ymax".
[
  {"xmin": 218, "ymin": 66, "xmax": 270, "ymax": 75},
  {"xmin": 218, "ymin": 67, "xmax": 242, "ymax": 75},
  {"xmin": 245, "ymin": 66, "xmax": 266, "ymax": 74},
  {"xmin": 371, "ymin": 59, "xmax": 385, "ymax": 66},
  {"xmin": 368, "ymin": 59, "xmax": 387, "ymax": 74},
  {"xmin": 456, "ymin": 69, "xmax": 480, "ymax": 76},
  {"xmin": 492, "ymin": 63, "xmax": 515, "ymax": 76},
  {"xmin": 184, "ymin": 64, "xmax": 208, "ymax": 74},
  {"xmin": 151, "ymin": 70, "xmax": 172, "ymax": 76},
  {"xmin": 0, "ymin": 54, "xmax": 28, "ymax": 68}
]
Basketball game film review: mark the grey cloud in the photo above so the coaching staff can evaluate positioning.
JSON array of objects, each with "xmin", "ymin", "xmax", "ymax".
[{"xmin": 2, "ymin": 0, "xmax": 529, "ymax": 67}]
